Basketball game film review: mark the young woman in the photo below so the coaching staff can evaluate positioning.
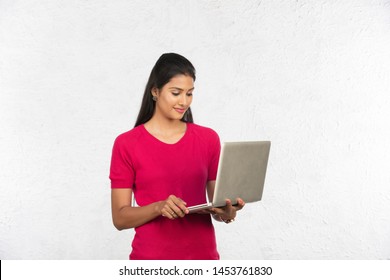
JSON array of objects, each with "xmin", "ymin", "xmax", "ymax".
[{"xmin": 109, "ymin": 53, "xmax": 245, "ymax": 260}]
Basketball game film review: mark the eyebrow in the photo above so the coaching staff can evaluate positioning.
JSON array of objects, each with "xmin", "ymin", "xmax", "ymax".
[{"xmin": 168, "ymin": 87, "xmax": 195, "ymax": 91}]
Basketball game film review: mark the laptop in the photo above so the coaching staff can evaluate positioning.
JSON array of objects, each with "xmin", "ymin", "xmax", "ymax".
[{"xmin": 188, "ymin": 141, "xmax": 271, "ymax": 213}]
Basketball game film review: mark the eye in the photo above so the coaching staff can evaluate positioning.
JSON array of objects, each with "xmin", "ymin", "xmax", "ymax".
[
  {"xmin": 187, "ymin": 92, "xmax": 193, "ymax": 96},
  {"xmin": 172, "ymin": 92, "xmax": 180, "ymax": 96}
]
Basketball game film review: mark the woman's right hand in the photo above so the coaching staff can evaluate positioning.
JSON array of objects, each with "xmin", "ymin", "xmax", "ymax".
[{"xmin": 158, "ymin": 195, "xmax": 189, "ymax": 220}]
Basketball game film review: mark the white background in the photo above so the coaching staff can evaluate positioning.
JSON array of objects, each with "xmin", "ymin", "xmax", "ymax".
[{"xmin": 1, "ymin": 0, "xmax": 390, "ymax": 259}]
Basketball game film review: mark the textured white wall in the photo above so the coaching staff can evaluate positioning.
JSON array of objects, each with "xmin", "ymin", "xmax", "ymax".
[{"xmin": 1, "ymin": 0, "xmax": 390, "ymax": 260}]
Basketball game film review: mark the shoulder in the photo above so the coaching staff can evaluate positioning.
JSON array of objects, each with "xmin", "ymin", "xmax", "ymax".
[
  {"xmin": 113, "ymin": 125, "xmax": 144, "ymax": 149},
  {"xmin": 188, "ymin": 123, "xmax": 221, "ymax": 161},
  {"xmin": 188, "ymin": 123, "xmax": 220, "ymax": 142},
  {"xmin": 189, "ymin": 123, "xmax": 219, "ymax": 137}
]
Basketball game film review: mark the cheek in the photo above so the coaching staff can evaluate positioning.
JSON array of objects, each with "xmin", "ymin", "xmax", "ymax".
[
  {"xmin": 159, "ymin": 95, "xmax": 176, "ymax": 109},
  {"xmin": 188, "ymin": 97, "xmax": 193, "ymax": 106}
]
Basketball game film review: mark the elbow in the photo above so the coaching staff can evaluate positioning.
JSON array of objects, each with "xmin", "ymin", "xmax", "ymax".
[
  {"xmin": 112, "ymin": 218, "xmax": 133, "ymax": 231},
  {"xmin": 112, "ymin": 216, "xmax": 124, "ymax": 230},
  {"xmin": 113, "ymin": 222, "xmax": 124, "ymax": 231},
  {"xmin": 113, "ymin": 220, "xmax": 126, "ymax": 231}
]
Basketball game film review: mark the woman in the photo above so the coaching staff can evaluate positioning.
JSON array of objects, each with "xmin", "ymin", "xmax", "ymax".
[{"xmin": 109, "ymin": 53, "xmax": 245, "ymax": 260}]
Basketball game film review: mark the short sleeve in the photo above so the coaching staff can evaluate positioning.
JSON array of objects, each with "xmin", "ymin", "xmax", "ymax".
[
  {"xmin": 109, "ymin": 136, "xmax": 135, "ymax": 189},
  {"xmin": 207, "ymin": 131, "xmax": 221, "ymax": 181}
]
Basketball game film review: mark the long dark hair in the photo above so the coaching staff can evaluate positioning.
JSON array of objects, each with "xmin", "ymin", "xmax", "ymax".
[{"xmin": 134, "ymin": 53, "xmax": 196, "ymax": 127}]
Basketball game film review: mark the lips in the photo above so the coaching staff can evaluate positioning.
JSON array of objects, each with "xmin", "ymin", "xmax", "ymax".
[{"xmin": 174, "ymin": 108, "xmax": 186, "ymax": 114}]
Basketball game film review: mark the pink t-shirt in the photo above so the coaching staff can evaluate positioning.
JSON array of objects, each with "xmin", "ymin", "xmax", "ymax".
[{"xmin": 109, "ymin": 123, "xmax": 221, "ymax": 259}]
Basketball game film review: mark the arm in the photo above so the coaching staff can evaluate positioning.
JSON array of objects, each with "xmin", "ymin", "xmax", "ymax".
[
  {"xmin": 111, "ymin": 188, "xmax": 189, "ymax": 230},
  {"xmin": 111, "ymin": 188, "xmax": 161, "ymax": 230},
  {"xmin": 206, "ymin": 180, "xmax": 216, "ymax": 204},
  {"xmin": 206, "ymin": 181, "xmax": 222, "ymax": 222}
]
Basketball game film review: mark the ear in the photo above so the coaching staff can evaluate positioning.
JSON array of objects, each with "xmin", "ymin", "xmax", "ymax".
[{"xmin": 151, "ymin": 87, "xmax": 159, "ymax": 98}]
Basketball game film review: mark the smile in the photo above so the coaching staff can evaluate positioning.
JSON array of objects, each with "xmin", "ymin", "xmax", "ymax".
[{"xmin": 174, "ymin": 108, "xmax": 186, "ymax": 114}]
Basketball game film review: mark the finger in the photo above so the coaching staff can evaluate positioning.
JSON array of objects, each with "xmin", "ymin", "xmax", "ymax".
[
  {"xmin": 174, "ymin": 206, "xmax": 186, "ymax": 217},
  {"xmin": 198, "ymin": 209, "xmax": 215, "ymax": 215},
  {"xmin": 225, "ymin": 199, "xmax": 232, "ymax": 206},
  {"xmin": 174, "ymin": 197, "xmax": 189, "ymax": 214},
  {"xmin": 224, "ymin": 199, "xmax": 234, "ymax": 210},
  {"xmin": 210, "ymin": 207, "xmax": 225, "ymax": 216},
  {"xmin": 162, "ymin": 209, "xmax": 175, "ymax": 219},
  {"xmin": 235, "ymin": 198, "xmax": 245, "ymax": 210},
  {"xmin": 204, "ymin": 209, "xmax": 216, "ymax": 214},
  {"xmin": 167, "ymin": 197, "xmax": 188, "ymax": 216},
  {"xmin": 161, "ymin": 197, "xmax": 179, "ymax": 219},
  {"xmin": 166, "ymin": 208, "xmax": 179, "ymax": 219},
  {"xmin": 166, "ymin": 200, "xmax": 186, "ymax": 218}
]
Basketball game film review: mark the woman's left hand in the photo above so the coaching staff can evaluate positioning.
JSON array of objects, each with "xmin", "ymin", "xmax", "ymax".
[{"xmin": 209, "ymin": 198, "xmax": 245, "ymax": 222}]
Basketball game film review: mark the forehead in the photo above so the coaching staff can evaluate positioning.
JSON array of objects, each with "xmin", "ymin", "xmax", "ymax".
[{"xmin": 164, "ymin": 74, "xmax": 194, "ymax": 89}]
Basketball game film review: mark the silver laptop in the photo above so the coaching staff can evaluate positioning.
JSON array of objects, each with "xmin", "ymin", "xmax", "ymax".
[{"xmin": 188, "ymin": 141, "xmax": 271, "ymax": 213}]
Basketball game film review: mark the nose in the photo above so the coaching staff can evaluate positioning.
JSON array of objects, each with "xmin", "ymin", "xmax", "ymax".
[{"xmin": 178, "ymin": 94, "xmax": 189, "ymax": 107}]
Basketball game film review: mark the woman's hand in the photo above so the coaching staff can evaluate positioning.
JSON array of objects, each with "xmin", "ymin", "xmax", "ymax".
[
  {"xmin": 158, "ymin": 195, "xmax": 189, "ymax": 220},
  {"xmin": 209, "ymin": 198, "xmax": 245, "ymax": 223}
]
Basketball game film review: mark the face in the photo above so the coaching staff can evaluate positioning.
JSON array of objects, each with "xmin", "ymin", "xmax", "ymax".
[{"xmin": 152, "ymin": 74, "xmax": 194, "ymax": 122}]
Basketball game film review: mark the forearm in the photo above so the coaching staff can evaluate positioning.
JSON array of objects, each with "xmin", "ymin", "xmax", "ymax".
[{"xmin": 113, "ymin": 201, "xmax": 163, "ymax": 230}]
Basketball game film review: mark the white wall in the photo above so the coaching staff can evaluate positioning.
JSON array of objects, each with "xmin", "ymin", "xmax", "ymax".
[{"xmin": 1, "ymin": 0, "xmax": 390, "ymax": 260}]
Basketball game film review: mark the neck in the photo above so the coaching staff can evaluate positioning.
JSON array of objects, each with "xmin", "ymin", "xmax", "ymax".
[
  {"xmin": 144, "ymin": 116, "xmax": 188, "ymax": 144},
  {"xmin": 146, "ymin": 115, "xmax": 186, "ymax": 133}
]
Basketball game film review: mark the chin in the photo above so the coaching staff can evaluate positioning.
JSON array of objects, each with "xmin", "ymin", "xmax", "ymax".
[
  {"xmin": 165, "ymin": 115, "xmax": 182, "ymax": 122},
  {"xmin": 170, "ymin": 113, "xmax": 185, "ymax": 120}
]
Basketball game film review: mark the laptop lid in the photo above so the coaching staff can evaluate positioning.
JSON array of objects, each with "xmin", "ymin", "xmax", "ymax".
[
  {"xmin": 211, "ymin": 141, "xmax": 271, "ymax": 207},
  {"xmin": 187, "ymin": 141, "xmax": 271, "ymax": 213}
]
